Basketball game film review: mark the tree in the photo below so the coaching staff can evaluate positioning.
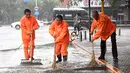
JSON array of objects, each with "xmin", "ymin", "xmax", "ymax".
[
  {"xmin": 0, "ymin": 0, "xmax": 58, "ymax": 25},
  {"xmin": 106, "ymin": 0, "xmax": 125, "ymax": 19},
  {"xmin": 38, "ymin": 0, "xmax": 58, "ymax": 20}
]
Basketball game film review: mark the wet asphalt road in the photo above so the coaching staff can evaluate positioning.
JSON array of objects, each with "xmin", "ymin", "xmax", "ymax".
[
  {"xmin": 0, "ymin": 44, "xmax": 110, "ymax": 73},
  {"xmin": 0, "ymin": 26, "xmax": 109, "ymax": 73}
]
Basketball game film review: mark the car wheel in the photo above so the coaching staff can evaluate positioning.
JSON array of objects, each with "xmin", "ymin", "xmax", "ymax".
[{"xmin": 15, "ymin": 25, "xmax": 20, "ymax": 30}]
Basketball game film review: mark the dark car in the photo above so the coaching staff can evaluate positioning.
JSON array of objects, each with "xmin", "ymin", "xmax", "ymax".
[{"xmin": 52, "ymin": 7, "xmax": 90, "ymax": 28}]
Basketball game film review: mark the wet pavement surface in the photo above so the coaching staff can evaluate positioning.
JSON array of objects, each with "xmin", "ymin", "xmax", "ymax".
[
  {"xmin": 75, "ymin": 27, "xmax": 130, "ymax": 73},
  {"xmin": 0, "ymin": 44, "xmax": 110, "ymax": 73},
  {"xmin": 0, "ymin": 26, "xmax": 113, "ymax": 73}
]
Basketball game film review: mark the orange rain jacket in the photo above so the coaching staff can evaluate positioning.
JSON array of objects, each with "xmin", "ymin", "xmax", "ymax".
[
  {"xmin": 49, "ymin": 20, "xmax": 70, "ymax": 56},
  {"xmin": 20, "ymin": 15, "xmax": 38, "ymax": 59},
  {"xmin": 91, "ymin": 13, "xmax": 116, "ymax": 41},
  {"xmin": 20, "ymin": 15, "xmax": 38, "ymax": 41}
]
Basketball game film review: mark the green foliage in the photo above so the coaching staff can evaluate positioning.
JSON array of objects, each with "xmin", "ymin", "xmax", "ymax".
[{"xmin": 0, "ymin": 0, "xmax": 58, "ymax": 25}]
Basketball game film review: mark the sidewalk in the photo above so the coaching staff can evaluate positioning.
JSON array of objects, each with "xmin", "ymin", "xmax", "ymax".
[{"xmin": 74, "ymin": 27, "xmax": 130, "ymax": 73}]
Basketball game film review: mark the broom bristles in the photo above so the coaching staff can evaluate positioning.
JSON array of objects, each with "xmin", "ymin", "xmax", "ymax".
[
  {"xmin": 88, "ymin": 42, "xmax": 99, "ymax": 67},
  {"xmin": 52, "ymin": 54, "xmax": 57, "ymax": 68},
  {"xmin": 52, "ymin": 62, "xmax": 57, "ymax": 68}
]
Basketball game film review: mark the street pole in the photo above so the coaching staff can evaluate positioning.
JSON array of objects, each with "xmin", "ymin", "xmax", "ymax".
[
  {"xmin": 36, "ymin": 0, "xmax": 38, "ymax": 7},
  {"xmin": 119, "ymin": 15, "xmax": 121, "ymax": 36},
  {"xmin": 88, "ymin": 0, "xmax": 91, "ymax": 42},
  {"xmin": 35, "ymin": 0, "xmax": 38, "ymax": 19},
  {"xmin": 101, "ymin": 0, "xmax": 104, "ymax": 13}
]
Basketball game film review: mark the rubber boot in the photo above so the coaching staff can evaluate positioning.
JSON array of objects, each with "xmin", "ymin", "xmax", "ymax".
[
  {"xmin": 56, "ymin": 54, "xmax": 62, "ymax": 63},
  {"xmin": 63, "ymin": 56, "xmax": 67, "ymax": 62},
  {"xmin": 31, "ymin": 57, "xmax": 34, "ymax": 60}
]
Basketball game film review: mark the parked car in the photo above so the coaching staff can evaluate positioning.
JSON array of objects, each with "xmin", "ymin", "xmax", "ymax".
[
  {"xmin": 11, "ymin": 22, "xmax": 20, "ymax": 30},
  {"xmin": 52, "ymin": 7, "xmax": 89, "ymax": 28},
  {"xmin": 11, "ymin": 19, "xmax": 44, "ymax": 30},
  {"xmin": 43, "ymin": 20, "xmax": 52, "ymax": 25}
]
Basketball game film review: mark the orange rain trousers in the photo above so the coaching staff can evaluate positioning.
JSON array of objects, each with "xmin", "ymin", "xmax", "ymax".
[
  {"xmin": 55, "ymin": 43, "xmax": 68, "ymax": 56},
  {"xmin": 23, "ymin": 39, "xmax": 35, "ymax": 59},
  {"xmin": 49, "ymin": 20, "xmax": 70, "ymax": 56},
  {"xmin": 91, "ymin": 13, "xmax": 116, "ymax": 41},
  {"xmin": 20, "ymin": 15, "xmax": 38, "ymax": 59}
]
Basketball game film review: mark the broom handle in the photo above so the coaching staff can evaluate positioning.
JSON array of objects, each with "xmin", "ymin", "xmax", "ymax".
[
  {"xmin": 30, "ymin": 23, "xmax": 33, "ymax": 61},
  {"xmin": 91, "ymin": 34, "xmax": 93, "ymax": 51},
  {"xmin": 91, "ymin": 34, "xmax": 94, "ymax": 52},
  {"xmin": 30, "ymin": 32, "xmax": 33, "ymax": 60},
  {"xmin": 92, "ymin": 42, "xmax": 94, "ymax": 52},
  {"xmin": 53, "ymin": 39, "xmax": 56, "ymax": 63},
  {"xmin": 91, "ymin": 35, "xmax": 95, "ymax": 59}
]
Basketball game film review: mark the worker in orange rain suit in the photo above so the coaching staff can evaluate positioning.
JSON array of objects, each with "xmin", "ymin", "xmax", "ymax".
[
  {"xmin": 90, "ymin": 10, "xmax": 118, "ymax": 61},
  {"xmin": 20, "ymin": 9, "xmax": 38, "ymax": 60},
  {"xmin": 49, "ymin": 15, "xmax": 70, "ymax": 63}
]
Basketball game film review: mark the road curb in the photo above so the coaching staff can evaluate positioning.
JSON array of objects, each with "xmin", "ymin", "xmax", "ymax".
[{"xmin": 72, "ymin": 40, "xmax": 120, "ymax": 73}]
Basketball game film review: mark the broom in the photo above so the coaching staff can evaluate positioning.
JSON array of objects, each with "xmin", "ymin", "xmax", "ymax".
[
  {"xmin": 30, "ymin": 32, "xmax": 33, "ymax": 62},
  {"xmin": 88, "ymin": 36, "xmax": 98, "ymax": 67},
  {"xmin": 52, "ymin": 39, "xmax": 57, "ymax": 68}
]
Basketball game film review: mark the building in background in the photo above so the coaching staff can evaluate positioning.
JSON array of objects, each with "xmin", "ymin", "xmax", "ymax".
[
  {"xmin": 59, "ymin": 0, "xmax": 69, "ymax": 7},
  {"xmin": 79, "ymin": 0, "xmax": 129, "ymax": 24},
  {"xmin": 60, "ymin": 0, "xmax": 129, "ymax": 24}
]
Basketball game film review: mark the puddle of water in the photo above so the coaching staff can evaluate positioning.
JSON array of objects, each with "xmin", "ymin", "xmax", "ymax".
[
  {"xmin": 0, "ymin": 44, "xmax": 93, "ymax": 72},
  {"xmin": 0, "ymin": 44, "xmax": 110, "ymax": 73}
]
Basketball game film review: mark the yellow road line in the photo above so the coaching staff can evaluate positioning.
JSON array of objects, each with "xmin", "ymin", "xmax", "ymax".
[{"xmin": 72, "ymin": 40, "xmax": 120, "ymax": 73}]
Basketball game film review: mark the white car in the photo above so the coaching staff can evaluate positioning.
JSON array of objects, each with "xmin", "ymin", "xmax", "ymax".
[
  {"xmin": 11, "ymin": 22, "xmax": 20, "ymax": 30},
  {"xmin": 42, "ymin": 20, "xmax": 52, "ymax": 25},
  {"xmin": 11, "ymin": 19, "xmax": 44, "ymax": 30}
]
